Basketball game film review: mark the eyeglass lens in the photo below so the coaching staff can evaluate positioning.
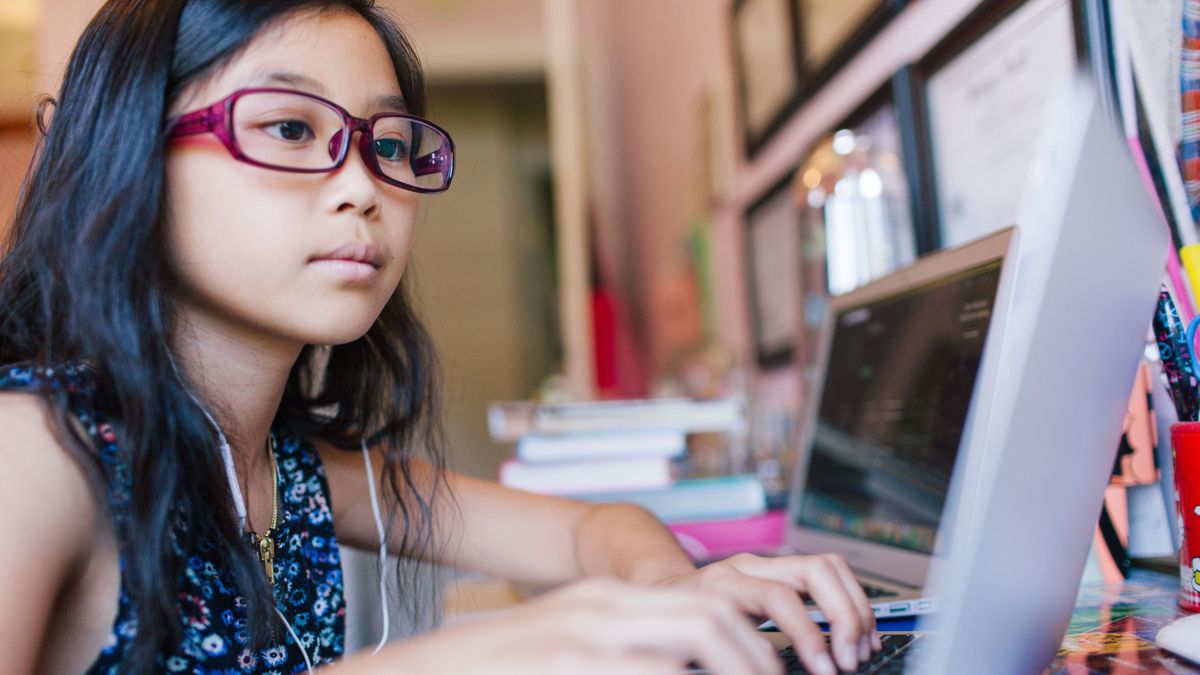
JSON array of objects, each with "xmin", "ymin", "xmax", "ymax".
[{"xmin": 230, "ymin": 91, "xmax": 452, "ymax": 191}]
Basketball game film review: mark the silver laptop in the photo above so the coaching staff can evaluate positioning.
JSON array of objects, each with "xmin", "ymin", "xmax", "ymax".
[
  {"xmin": 767, "ymin": 72, "xmax": 1170, "ymax": 672},
  {"xmin": 784, "ymin": 226, "xmax": 1015, "ymax": 623}
]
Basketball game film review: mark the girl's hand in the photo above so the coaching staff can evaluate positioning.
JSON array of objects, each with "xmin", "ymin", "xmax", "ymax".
[
  {"xmin": 390, "ymin": 577, "xmax": 783, "ymax": 675},
  {"xmin": 652, "ymin": 552, "xmax": 881, "ymax": 675}
]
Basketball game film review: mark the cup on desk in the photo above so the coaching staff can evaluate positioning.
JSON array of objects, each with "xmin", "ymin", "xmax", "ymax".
[{"xmin": 1169, "ymin": 422, "xmax": 1200, "ymax": 612}]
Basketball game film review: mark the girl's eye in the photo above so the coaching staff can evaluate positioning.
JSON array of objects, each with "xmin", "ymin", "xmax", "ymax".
[
  {"xmin": 374, "ymin": 138, "xmax": 410, "ymax": 161},
  {"xmin": 266, "ymin": 120, "xmax": 314, "ymax": 142}
]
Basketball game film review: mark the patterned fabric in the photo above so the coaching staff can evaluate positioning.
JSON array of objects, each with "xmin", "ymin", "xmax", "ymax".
[
  {"xmin": 1182, "ymin": 0, "xmax": 1200, "ymax": 221},
  {"xmin": 0, "ymin": 362, "xmax": 346, "ymax": 673}
]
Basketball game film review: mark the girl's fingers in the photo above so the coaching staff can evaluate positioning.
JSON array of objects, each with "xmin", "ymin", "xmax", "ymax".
[
  {"xmin": 797, "ymin": 557, "xmax": 868, "ymax": 671},
  {"xmin": 717, "ymin": 573, "xmax": 836, "ymax": 675},
  {"xmin": 721, "ymin": 553, "xmax": 871, "ymax": 672},
  {"xmin": 825, "ymin": 555, "xmax": 881, "ymax": 651},
  {"xmin": 566, "ymin": 580, "xmax": 780, "ymax": 675},
  {"xmin": 612, "ymin": 591, "xmax": 780, "ymax": 675}
]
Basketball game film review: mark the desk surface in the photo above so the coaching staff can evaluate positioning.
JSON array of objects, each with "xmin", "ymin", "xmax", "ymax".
[{"xmin": 1041, "ymin": 569, "xmax": 1197, "ymax": 674}]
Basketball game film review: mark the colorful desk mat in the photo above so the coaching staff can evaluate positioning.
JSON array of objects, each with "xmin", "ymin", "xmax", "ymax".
[{"xmin": 1045, "ymin": 569, "xmax": 1197, "ymax": 674}]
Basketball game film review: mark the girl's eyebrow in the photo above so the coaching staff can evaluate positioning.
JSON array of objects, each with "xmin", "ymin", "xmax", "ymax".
[
  {"xmin": 250, "ymin": 69, "xmax": 326, "ymax": 92},
  {"xmin": 372, "ymin": 93, "xmax": 408, "ymax": 114},
  {"xmin": 248, "ymin": 69, "xmax": 408, "ymax": 113}
]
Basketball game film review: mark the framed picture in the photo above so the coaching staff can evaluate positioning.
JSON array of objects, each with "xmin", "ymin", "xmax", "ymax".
[
  {"xmin": 744, "ymin": 170, "xmax": 801, "ymax": 368},
  {"xmin": 791, "ymin": 72, "xmax": 922, "ymax": 389},
  {"xmin": 912, "ymin": 0, "xmax": 1092, "ymax": 250},
  {"xmin": 792, "ymin": 0, "xmax": 906, "ymax": 98},
  {"xmin": 731, "ymin": 0, "xmax": 803, "ymax": 157}
]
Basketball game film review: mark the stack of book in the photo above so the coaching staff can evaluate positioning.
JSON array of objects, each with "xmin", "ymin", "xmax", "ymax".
[{"xmin": 489, "ymin": 397, "xmax": 774, "ymax": 530}]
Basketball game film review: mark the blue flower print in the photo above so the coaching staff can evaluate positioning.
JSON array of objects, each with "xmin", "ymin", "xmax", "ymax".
[
  {"xmin": 262, "ymin": 645, "xmax": 287, "ymax": 667},
  {"xmin": 202, "ymin": 634, "xmax": 227, "ymax": 656},
  {"xmin": 236, "ymin": 648, "xmax": 256, "ymax": 671}
]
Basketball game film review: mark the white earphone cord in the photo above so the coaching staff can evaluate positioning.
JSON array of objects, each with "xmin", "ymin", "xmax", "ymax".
[
  {"xmin": 168, "ymin": 356, "xmax": 249, "ymax": 528},
  {"xmin": 361, "ymin": 436, "xmax": 391, "ymax": 655}
]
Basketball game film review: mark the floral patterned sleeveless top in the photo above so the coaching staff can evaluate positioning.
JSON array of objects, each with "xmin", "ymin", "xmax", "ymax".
[{"xmin": 0, "ymin": 362, "xmax": 347, "ymax": 673}]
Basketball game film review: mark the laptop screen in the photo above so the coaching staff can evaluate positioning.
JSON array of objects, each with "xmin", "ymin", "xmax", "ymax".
[{"xmin": 795, "ymin": 258, "xmax": 1003, "ymax": 554}]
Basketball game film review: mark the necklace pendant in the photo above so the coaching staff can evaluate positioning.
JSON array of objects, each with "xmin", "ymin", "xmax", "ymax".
[{"xmin": 258, "ymin": 533, "xmax": 275, "ymax": 586}]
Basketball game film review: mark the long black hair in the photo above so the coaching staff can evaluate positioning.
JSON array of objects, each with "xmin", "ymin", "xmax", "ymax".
[{"xmin": 0, "ymin": 0, "xmax": 446, "ymax": 670}]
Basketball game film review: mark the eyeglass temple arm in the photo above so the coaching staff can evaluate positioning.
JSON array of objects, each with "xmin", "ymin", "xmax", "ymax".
[
  {"xmin": 166, "ymin": 105, "xmax": 222, "ymax": 137},
  {"xmin": 411, "ymin": 150, "xmax": 450, "ymax": 178}
]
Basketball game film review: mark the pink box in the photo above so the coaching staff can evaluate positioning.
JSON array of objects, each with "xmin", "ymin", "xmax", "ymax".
[{"xmin": 668, "ymin": 510, "xmax": 786, "ymax": 561}]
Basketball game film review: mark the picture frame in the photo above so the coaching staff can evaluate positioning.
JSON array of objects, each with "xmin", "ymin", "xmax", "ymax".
[
  {"xmin": 791, "ymin": 0, "xmax": 907, "ymax": 99},
  {"xmin": 730, "ymin": 0, "xmax": 804, "ymax": 158},
  {"xmin": 744, "ymin": 170, "xmax": 801, "ymax": 368},
  {"xmin": 911, "ymin": 0, "xmax": 1092, "ymax": 250}
]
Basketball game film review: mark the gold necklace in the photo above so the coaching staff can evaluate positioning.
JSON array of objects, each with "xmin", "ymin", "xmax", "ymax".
[{"xmin": 251, "ymin": 433, "xmax": 279, "ymax": 586}]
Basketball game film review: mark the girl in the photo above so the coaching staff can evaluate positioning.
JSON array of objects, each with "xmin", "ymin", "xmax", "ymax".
[{"xmin": 0, "ymin": 1, "xmax": 878, "ymax": 673}]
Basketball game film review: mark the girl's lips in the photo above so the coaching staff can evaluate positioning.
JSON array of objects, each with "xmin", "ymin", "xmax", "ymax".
[
  {"xmin": 308, "ymin": 258, "xmax": 380, "ymax": 282},
  {"xmin": 308, "ymin": 240, "xmax": 385, "ymax": 283},
  {"xmin": 309, "ymin": 241, "xmax": 385, "ymax": 268}
]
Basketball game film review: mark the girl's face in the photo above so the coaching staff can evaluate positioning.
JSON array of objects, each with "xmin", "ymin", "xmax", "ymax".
[{"xmin": 165, "ymin": 9, "xmax": 418, "ymax": 347}]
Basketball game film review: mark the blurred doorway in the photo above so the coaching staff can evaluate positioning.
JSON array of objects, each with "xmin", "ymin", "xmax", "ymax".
[{"xmin": 410, "ymin": 81, "xmax": 559, "ymax": 480}]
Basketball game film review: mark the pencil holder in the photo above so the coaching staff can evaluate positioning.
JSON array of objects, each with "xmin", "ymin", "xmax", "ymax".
[{"xmin": 1169, "ymin": 422, "xmax": 1200, "ymax": 612}]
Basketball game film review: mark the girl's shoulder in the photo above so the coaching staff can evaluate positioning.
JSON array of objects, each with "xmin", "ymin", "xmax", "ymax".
[
  {"xmin": 0, "ymin": 366, "xmax": 111, "ymax": 674},
  {"xmin": 0, "ymin": 360, "xmax": 102, "ymax": 505},
  {"xmin": 0, "ymin": 359, "xmax": 114, "ymax": 507},
  {"xmin": 0, "ymin": 365, "xmax": 100, "ymax": 574},
  {"xmin": 0, "ymin": 360, "xmax": 108, "ymax": 445},
  {"xmin": 0, "ymin": 360, "xmax": 94, "ymax": 452}
]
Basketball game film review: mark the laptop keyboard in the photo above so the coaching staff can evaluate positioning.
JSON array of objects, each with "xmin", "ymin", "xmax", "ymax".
[
  {"xmin": 805, "ymin": 582, "xmax": 898, "ymax": 608},
  {"xmin": 779, "ymin": 634, "xmax": 932, "ymax": 674},
  {"xmin": 860, "ymin": 583, "xmax": 898, "ymax": 599},
  {"xmin": 686, "ymin": 634, "xmax": 931, "ymax": 674}
]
